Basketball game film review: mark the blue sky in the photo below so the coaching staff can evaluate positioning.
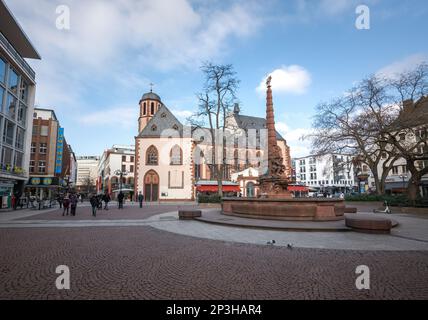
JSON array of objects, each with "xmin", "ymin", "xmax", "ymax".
[{"xmin": 7, "ymin": 0, "xmax": 428, "ymax": 157}]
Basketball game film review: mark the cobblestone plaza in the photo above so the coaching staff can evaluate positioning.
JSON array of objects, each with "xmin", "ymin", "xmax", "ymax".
[{"xmin": 1, "ymin": 203, "xmax": 427, "ymax": 300}]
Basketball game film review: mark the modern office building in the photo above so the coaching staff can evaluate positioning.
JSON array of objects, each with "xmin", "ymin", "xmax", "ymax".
[
  {"xmin": 76, "ymin": 156, "xmax": 99, "ymax": 195},
  {"xmin": 293, "ymin": 153, "xmax": 359, "ymax": 195},
  {"xmin": 0, "ymin": 0, "xmax": 41, "ymax": 208}
]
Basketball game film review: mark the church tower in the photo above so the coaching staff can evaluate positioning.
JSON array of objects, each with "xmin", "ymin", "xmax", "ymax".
[{"xmin": 138, "ymin": 89, "xmax": 163, "ymax": 133}]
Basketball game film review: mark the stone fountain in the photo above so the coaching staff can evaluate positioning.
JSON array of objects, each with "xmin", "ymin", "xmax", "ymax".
[{"xmin": 222, "ymin": 76, "xmax": 345, "ymax": 221}]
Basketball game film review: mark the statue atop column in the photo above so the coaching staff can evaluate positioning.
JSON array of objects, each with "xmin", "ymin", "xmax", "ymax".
[{"xmin": 258, "ymin": 75, "xmax": 291, "ymax": 198}]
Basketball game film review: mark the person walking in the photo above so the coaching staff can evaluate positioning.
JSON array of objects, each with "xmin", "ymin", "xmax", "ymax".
[
  {"xmin": 70, "ymin": 193, "xmax": 78, "ymax": 216},
  {"xmin": 138, "ymin": 192, "xmax": 144, "ymax": 208},
  {"xmin": 117, "ymin": 191, "xmax": 124, "ymax": 209},
  {"xmin": 57, "ymin": 194, "xmax": 63, "ymax": 209},
  {"xmin": 103, "ymin": 192, "xmax": 111, "ymax": 210},
  {"xmin": 90, "ymin": 194, "xmax": 98, "ymax": 217},
  {"xmin": 62, "ymin": 195, "xmax": 70, "ymax": 216}
]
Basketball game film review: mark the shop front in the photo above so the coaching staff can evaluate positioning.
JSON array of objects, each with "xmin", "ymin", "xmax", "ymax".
[{"xmin": 25, "ymin": 177, "xmax": 67, "ymax": 200}]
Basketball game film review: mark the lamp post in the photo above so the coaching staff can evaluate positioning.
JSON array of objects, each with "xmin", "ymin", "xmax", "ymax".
[{"xmin": 114, "ymin": 169, "xmax": 128, "ymax": 194}]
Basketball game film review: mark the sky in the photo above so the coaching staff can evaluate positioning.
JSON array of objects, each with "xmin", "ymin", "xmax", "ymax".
[{"xmin": 6, "ymin": 0, "xmax": 428, "ymax": 158}]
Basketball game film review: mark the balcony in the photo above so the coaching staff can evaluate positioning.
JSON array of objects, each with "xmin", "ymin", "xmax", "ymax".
[
  {"xmin": 0, "ymin": 164, "xmax": 26, "ymax": 177},
  {"xmin": 0, "ymin": 32, "xmax": 36, "ymax": 80}
]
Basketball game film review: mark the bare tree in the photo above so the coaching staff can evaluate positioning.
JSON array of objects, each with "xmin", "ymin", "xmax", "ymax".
[
  {"xmin": 308, "ymin": 62, "xmax": 428, "ymax": 201},
  {"xmin": 188, "ymin": 62, "xmax": 239, "ymax": 197}
]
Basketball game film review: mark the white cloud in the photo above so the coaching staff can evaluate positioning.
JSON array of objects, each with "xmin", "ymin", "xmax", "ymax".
[
  {"xmin": 377, "ymin": 53, "xmax": 428, "ymax": 79},
  {"xmin": 256, "ymin": 65, "xmax": 312, "ymax": 95},
  {"xmin": 276, "ymin": 121, "xmax": 312, "ymax": 158},
  {"xmin": 170, "ymin": 109, "xmax": 193, "ymax": 122},
  {"xmin": 79, "ymin": 106, "xmax": 137, "ymax": 128}
]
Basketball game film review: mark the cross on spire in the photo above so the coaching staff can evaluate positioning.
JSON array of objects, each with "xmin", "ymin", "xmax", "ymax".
[{"xmin": 149, "ymin": 83, "xmax": 154, "ymax": 93}]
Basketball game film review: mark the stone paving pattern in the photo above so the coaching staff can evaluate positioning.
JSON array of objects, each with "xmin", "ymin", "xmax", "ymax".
[{"xmin": 0, "ymin": 204, "xmax": 427, "ymax": 300}]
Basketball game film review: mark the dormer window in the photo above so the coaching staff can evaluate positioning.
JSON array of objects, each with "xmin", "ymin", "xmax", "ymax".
[
  {"xmin": 151, "ymin": 125, "xmax": 157, "ymax": 131},
  {"xmin": 161, "ymin": 113, "xmax": 167, "ymax": 118},
  {"xmin": 173, "ymin": 124, "xmax": 179, "ymax": 130}
]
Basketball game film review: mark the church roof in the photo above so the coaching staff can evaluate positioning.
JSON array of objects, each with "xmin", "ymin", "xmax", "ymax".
[
  {"xmin": 138, "ymin": 104, "xmax": 183, "ymax": 138},
  {"xmin": 233, "ymin": 114, "xmax": 285, "ymax": 141},
  {"xmin": 141, "ymin": 91, "xmax": 161, "ymax": 101}
]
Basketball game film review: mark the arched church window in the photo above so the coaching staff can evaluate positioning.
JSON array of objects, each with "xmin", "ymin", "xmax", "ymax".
[
  {"xmin": 146, "ymin": 145, "xmax": 158, "ymax": 165},
  {"xmin": 143, "ymin": 102, "xmax": 147, "ymax": 115},
  {"xmin": 170, "ymin": 145, "xmax": 183, "ymax": 165},
  {"xmin": 151, "ymin": 102, "xmax": 155, "ymax": 115}
]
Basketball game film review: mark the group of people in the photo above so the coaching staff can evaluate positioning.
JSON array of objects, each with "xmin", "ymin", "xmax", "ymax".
[
  {"xmin": 89, "ymin": 192, "xmax": 111, "ymax": 217},
  {"xmin": 61, "ymin": 193, "xmax": 79, "ymax": 216}
]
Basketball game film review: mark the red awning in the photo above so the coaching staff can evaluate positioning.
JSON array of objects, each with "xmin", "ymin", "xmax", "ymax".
[
  {"xmin": 288, "ymin": 185, "xmax": 309, "ymax": 192},
  {"xmin": 196, "ymin": 185, "xmax": 241, "ymax": 192}
]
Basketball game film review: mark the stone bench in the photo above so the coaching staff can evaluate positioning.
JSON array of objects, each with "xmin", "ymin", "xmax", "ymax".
[
  {"xmin": 178, "ymin": 210, "xmax": 202, "ymax": 220},
  {"xmin": 345, "ymin": 214, "xmax": 396, "ymax": 234}
]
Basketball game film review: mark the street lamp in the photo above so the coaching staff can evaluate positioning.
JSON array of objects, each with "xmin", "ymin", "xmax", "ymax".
[{"xmin": 114, "ymin": 169, "xmax": 128, "ymax": 194}]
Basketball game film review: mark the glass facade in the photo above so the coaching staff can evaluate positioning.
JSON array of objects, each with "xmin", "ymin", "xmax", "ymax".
[{"xmin": 0, "ymin": 53, "xmax": 30, "ymax": 175}]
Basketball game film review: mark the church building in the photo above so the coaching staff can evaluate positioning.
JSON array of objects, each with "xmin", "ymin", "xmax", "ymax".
[{"xmin": 134, "ymin": 90, "xmax": 291, "ymax": 202}]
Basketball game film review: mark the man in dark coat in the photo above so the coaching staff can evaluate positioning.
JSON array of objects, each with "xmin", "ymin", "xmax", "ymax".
[
  {"xmin": 90, "ymin": 194, "xmax": 98, "ymax": 217},
  {"xmin": 117, "ymin": 192, "xmax": 124, "ymax": 209},
  {"xmin": 103, "ymin": 192, "xmax": 111, "ymax": 210},
  {"xmin": 138, "ymin": 192, "xmax": 144, "ymax": 208}
]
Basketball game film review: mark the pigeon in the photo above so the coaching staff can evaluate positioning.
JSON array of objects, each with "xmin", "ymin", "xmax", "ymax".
[
  {"xmin": 266, "ymin": 240, "xmax": 276, "ymax": 245},
  {"xmin": 287, "ymin": 243, "xmax": 293, "ymax": 249}
]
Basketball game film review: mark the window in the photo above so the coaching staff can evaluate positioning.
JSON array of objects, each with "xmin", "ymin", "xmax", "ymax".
[
  {"xmin": 3, "ymin": 120, "xmax": 14, "ymax": 145},
  {"xmin": 172, "ymin": 124, "xmax": 179, "ymax": 130},
  {"xmin": 399, "ymin": 133, "xmax": 406, "ymax": 141},
  {"xmin": 0, "ymin": 57, "xmax": 5, "ymax": 84},
  {"xmin": 130, "ymin": 156, "xmax": 134, "ymax": 162},
  {"xmin": 301, "ymin": 174, "xmax": 306, "ymax": 181},
  {"xmin": 14, "ymin": 152, "xmax": 23, "ymax": 168},
  {"xmin": 15, "ymin": 127, "xmax": 25, "ymax": 149},
  {"xmin": 143, "ymin": 102, "xmax": 147, "ymax": 115},
  {"xmin": 38, "ymin": 161, "xmax": 46, "ymax": 173},
  {"xmin": 17, "ymin": 103, "xmax": 26, "ymax": 125},
  {"xmin": 151, "ymin": 124, "xmax": 157, "ymax": 131},
  {"xmin": 0, "ymin": 87, "xmax": 4, "ymax": 112},
  {"xmin": 161, "ymin": 113, "xmax": 166, "ymax": 118},
  {"xmin": 392, "ymin": 166, "xmax": 399, "ymax": 174},
  {"xmin": 8, "ymin": 67, "xmax": 19, "ymax": 95},
  {"xmin": 39, "ymin": 143, "xmax": 47, "ymax": 154},
  {"xmin": 122, "ymin": 155, "xmax": 126, "ymax": 162},
  {"xmin": 31, "ymin": 142, "xmax": 36, "ymax": 153},
  {"xmin": 121, "ymin": 164, "xmax": 126, "ymax": 172},
  {"xmin": 130, "ymin": 165, "xmax": 134, "ymax": 173},
  {"xmin": 170, "ymin": 145, "xmax": 182, "ymax": 165},
  {"xmin": 29, "ymin": 160, "xmax": 35, "ymax": 173},
  {"xmin": 40, "ymin": 125, "xmax": 49, "ymax": 136},
  {"xmin": 1, "ymin": 147, "xmax": 13, "ymax": 166},
  {"xmin": 401, "ymin": 165, "xmax": 408, "ymax": 173},
  {"xmin": 32, "ymin": 125, "xmax": 39, "ymax": 136},
  {"xmin": 6, "ymin": 94, "xmax": 17, "ymax": 119},
  {"xmin": 151, "ymin": 102, "xmax": 154, "ymax": 114},
  {"xmin": 20, "ymin": 80, "xmax": 28, "ymax": 103},
  {"xmin": 146, "ymin": 145, "xmax": 158, "ymax": 165}
]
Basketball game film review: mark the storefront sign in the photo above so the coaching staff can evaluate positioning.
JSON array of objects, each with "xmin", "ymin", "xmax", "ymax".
[{"xmin": 55, "ymin": 127, "xmax": 64, "ymax": 174}]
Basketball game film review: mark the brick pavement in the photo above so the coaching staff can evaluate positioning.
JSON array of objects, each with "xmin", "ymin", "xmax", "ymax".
[{"xmin": 0, "ymin": 225, "xmax": 427, "ymax": 299}]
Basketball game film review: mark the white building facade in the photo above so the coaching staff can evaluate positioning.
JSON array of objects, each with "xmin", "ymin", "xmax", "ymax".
[
  {"xmin": 293, "ymin": 154, "xmax": 358, "ymax": 195},
  {"xmin": 76, "ymin": 156, "xmax": 99, "ymax": 195}
]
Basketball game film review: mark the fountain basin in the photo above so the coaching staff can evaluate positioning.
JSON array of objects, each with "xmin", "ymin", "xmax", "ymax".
[{"xmin": 222, "ymin": 197, "xmax": 345, "ymax": 221}]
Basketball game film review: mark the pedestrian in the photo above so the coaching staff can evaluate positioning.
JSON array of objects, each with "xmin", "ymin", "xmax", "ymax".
[
  {"xmin": 57, "ymin": 194, "xmax": 63, "ymax": 208},
  {"xmin": 62, "ymin": 195, "xmax": 70, "ymax": 216},
  {"xmin": 11, "ymin": 194, "xmax": 16, "ymax": 210},
  {"xmin": 90, "ymin": 194, "xmax": 98, "ymax": 217},
  {"xmin": 103, "ymin": 192, "xmax": 111, "ymax": 210},
  {"xmin": 70, "ymin": 193, "xmax": 78, "ymax": 216},
  {"xmin": 80, "ymin": 194, "xmax": 83, "ymax": 203},
  {"xmin": 138, "ymin": 191, "xmax": 144, "ymax": 208},
  {"xmin": 97, "ymin": 194, "xmax": 103, "ymax": 210},
  {"xmin": 117, "ymin": 191, "xmax": 124, "ymax": 209}
]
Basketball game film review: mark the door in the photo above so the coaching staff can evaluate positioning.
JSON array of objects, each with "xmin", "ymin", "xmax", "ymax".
[{"xmin": 144, "ymin": 170, "xmax": 159, "ymax": 202}]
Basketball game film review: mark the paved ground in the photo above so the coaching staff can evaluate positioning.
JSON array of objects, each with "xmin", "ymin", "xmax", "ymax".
[{"xmin": 0, "ymin": 204, "xmax": 427, "ymax": 299}]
